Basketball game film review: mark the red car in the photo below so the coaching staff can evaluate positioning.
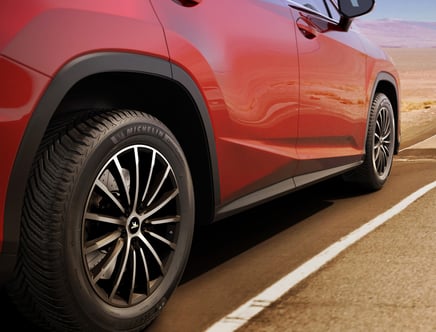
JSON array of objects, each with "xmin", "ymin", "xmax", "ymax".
[{"xmin": 0, "ymin": 0, "xmax": 400, "ymax": 330}]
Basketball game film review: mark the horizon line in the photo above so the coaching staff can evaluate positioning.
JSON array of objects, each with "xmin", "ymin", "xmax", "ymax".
[{"xmin": 358, "ymin": 17, "xmax": 436, "ymax": 23}]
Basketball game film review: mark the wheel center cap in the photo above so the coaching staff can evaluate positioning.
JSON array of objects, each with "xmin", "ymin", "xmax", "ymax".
[{"xmin": 128, "ymin": 217, "xmax": 141, "ymax": 234}]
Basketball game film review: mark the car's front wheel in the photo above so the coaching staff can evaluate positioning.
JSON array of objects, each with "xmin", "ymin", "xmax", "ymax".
[
  {"xmin": 8, "ymin": 110, "xmax": 194, "ymax": 331},
  {"xmin": 345, "ymin": 92, "xmax": 396, "ymax": 190}
]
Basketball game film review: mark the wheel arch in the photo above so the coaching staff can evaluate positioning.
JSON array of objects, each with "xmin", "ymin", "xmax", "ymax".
[
  {"xmin": 368, "ymin": 71, "xmax": 401, "ymax": 154},
  {"xmin": 4, "ymin": 52, "xmax": 219, "ymax": 274}
]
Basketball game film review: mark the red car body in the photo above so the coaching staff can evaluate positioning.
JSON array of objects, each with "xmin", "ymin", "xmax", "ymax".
[{"xmin": 0, "ymin": 0, "xmax": 400, "ymax": 331}]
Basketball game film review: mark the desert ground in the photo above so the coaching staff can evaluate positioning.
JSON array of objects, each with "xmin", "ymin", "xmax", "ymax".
[{"xmin": 384, "ymin": 48, "xmax": 436, "ymax": 147}]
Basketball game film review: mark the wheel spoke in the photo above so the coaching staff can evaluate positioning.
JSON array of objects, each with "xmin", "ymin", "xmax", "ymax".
[
  {"xmin": 376, "ymin": 122, "xmax": 381, "ymax": 137},
  {"xmin": 92, "ymin": 237, "xmax": 125, "ymax": 283},
  {"xmin": 139, "ymin": 247, "xmax": 151, "ymax": 295},
  {"xmin": 146, "ymin": 165, "xmax": 171, "ymax": 207},
  {"xmin": 128, "ymin": 248, "xmax": 137, "ymax": 304},
  {"xmin": 378, "ymin": 149, "xmax": 386, "ymax": 172},
  {"xmin": 373, "ymin": 145, "xmax": 380, "ymax": 162},
  {"xmin": 84, "ymin": 212, "xmax": 125, "ymax": 226},
  {"xmin": 142, "ymin": 188, "xmax": 179, "ymax": 220},
  {"xmin": 138, "ymin": 233, "xmax": 164, "ymax": 274},
  {"xmin": 85, "ymin": 230, "xmax": 122, "ymax": 254},
  {"xmin": 145, "ymin": 231, "xmax": 176, "ymax": 250},
  {"xmin": 141, "ymin": 150, "xmax": 156, "ymax": 203},
  {"xmin": 132, "ymin": 147, "xmax": 140, "ymax": 212},
  {"xmin": 109, "ymin": 237, "xmax": 131, "ymax": 300},
  {"xmin": 95, "ymin": 179, "xmax": 125, "ymax": 214},
  {"xmin": 113, "ymin": 156, "xmax": 131, "ymax": 207},
  {"xmin": 149, "ymin": 215, "xmax": 181, "ymax": 225},
  {"xmin": 382, "ymin": 125, "xmax": 391, "ymax": 139}
]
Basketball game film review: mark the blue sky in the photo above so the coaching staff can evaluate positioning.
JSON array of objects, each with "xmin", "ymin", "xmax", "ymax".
[{"xmin": 362, "ymin": 0, "xmax": 436, "ymax": 21}]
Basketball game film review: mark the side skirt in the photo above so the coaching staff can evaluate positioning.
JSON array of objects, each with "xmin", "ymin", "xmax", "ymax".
[{"xmin": 214, "ymin": 160, "xmax": 363, "ymax": 221}]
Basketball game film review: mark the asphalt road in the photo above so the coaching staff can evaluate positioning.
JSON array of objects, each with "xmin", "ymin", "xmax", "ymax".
[{"xmin": 2, "ymin": 134, "xmax": 436, "ymax": 332}]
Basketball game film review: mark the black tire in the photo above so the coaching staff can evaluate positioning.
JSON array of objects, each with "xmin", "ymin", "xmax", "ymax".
[
  {"xmin": 344, "ymin": 93, "xmax": 396, "ymax": 191},
  {"xmin": 8, "ymin": 110, "xmax": 195, "ymax": 331}
]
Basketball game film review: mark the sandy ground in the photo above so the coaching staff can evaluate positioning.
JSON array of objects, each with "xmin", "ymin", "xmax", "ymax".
[
  {"xmin": 384, "ymin": 48, "xmax": 436, "ymax": 147},
  {"xmin": 385, "ymin": 48, "xmax": 436, "ymax": 108}
]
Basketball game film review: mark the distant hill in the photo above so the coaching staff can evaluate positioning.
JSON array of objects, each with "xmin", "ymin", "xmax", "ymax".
[{"xmin": 353, "ymin": 19, "xmax": 436, "ymax": 48}]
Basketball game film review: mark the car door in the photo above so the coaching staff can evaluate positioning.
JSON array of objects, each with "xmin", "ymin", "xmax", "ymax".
[
  {"xmin": 288, "ymin": 0, "xmax": 369, "ymax": 179},
  {"xmin": 152, "ymin": 0, "xmax": 301, "ymax": 205}
]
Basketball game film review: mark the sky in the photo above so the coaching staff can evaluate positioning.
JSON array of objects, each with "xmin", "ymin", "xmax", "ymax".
[{"xmin": 361, "ymin": 0, "xmax": 436, "ymax": 21}]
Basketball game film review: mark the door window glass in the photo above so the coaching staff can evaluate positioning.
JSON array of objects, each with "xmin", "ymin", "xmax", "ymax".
[
  {"xmin": 292, "ymin": 0, "xmax": 330, "ymax": 16},
  {"xmin": 292, "ymin": 0, "xmax": 340, "ymax": 20}
]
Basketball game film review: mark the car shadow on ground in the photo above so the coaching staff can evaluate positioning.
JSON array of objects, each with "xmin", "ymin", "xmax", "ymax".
[{"xmin": 181, "ymin": 175, "xmax": 371, "ymax": 283}]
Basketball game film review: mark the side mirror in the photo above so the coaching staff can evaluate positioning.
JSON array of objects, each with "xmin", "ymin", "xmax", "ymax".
[{"xmin": 337, "ymin": 0, "xmax": 375, "ymax": 18}]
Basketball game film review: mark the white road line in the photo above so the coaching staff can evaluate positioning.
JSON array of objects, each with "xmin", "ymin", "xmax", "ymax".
[
  {"xmin": 400, "ymin": 134, "xmax": 436, "ymax": 151},
  {"xmin": 205, "ymin": 180, "xmax": 436, "ymax": 332}
]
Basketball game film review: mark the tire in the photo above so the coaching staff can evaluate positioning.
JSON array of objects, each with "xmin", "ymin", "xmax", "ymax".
[
  {"xmin": 344, "ymin": 93, "xmax": 396, "ymax": 191},
  {"xmin": 8, "ymin": 110, "xmax": 195, "ymax": 331}
]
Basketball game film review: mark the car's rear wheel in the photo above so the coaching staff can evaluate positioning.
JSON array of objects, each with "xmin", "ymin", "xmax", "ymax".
[
  {"xmin": 344, "ymin": 92, "xmax": 396, "ymax": 191},
  {"xmin": 8, "ymin": 110, "xmax": 194, "ymax": 331}
]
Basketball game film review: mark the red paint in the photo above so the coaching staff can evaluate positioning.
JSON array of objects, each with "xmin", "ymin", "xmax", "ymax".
[{"xmin": 0, "ymin": 0, "xmax": 400, "ymax": 252}]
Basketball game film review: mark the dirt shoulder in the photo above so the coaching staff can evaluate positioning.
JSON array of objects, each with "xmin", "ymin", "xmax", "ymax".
[
  {"xmin": 400, "ymin": 106, "xmax": 436, "ymax": 148},
  {"xmin": 384, "ymin": 48, "xmax": 436, "ymax": 148}
]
